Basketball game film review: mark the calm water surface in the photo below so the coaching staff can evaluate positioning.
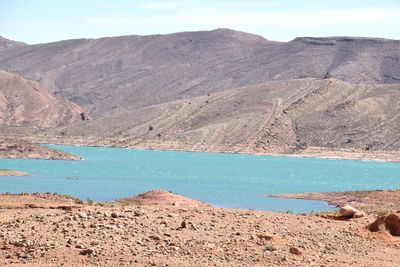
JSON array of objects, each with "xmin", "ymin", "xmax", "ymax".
[{"xmin": 0, "ymin": 145, "xmax": 399, "ymax": 213}]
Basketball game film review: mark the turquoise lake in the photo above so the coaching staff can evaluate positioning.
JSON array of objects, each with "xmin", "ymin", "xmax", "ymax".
[{"xmin": 0, "ymin": 145, "xmax": 399, "ymax": 213}]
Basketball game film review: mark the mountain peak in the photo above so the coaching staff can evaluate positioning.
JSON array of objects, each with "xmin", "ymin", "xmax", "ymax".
[{"xmin": 210, "ymin": 28, "xmax": 270, "ymax": 42}]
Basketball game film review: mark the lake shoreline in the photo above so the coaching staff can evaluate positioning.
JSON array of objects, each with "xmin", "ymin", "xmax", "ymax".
[
  {"xmin": 4, "ymin": 142, "xmax": 399, "ymax": 213},
  {"xmin": 271, "ymin": 189, "xmax": 400, "ymax": 215},
  {"xmin": 32, "ymin": 138, "xmax": 400, "ymax": 162},
  {"xmin": 1, "ymin": 133, "xmax": 399, "ymax": 162}
]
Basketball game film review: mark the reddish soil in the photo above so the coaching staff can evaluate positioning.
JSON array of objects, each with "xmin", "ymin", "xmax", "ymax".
[
  {"xmin": 0, "ymin": 191, "xmax": 399, "ymax": 266},
  {"xmin": 118, "ymin": 190, "xmax": 209, "ymax": 207},
  {"xmin": 0, "ymin": 193, "xmax": 80, "ymax": 209}
]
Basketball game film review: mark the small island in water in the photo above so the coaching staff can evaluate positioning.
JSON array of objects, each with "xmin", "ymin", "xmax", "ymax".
[{"xmin": 0, "ymin": 169, "xmax": 28, "ymax": 176}]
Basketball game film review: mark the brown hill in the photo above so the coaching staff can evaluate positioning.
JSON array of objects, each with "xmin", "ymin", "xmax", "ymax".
[
  {"xmin": 52, "ymin": 78, "xmax": 400, "ymax": 153},
  {"xmin": 0, "ymin": 29, "xmax": 399, "ymax": 117},
  {"xmin": 0, "ymin": 70, "xmax": 88, "ymax": 128}
]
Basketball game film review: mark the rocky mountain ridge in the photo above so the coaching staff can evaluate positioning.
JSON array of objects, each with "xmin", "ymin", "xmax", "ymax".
[{"xmin": 0, "ymin": 29, "xmax": 399, "ymax": 117}]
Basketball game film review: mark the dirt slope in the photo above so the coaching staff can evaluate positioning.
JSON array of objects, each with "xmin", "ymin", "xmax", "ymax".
[
  {"xmin": 51, "ymin": 78, "xmax": 400, "ymax": 153},
  {"xmin": 0, "ymin": 70, "xmax": 88, "ymax": 128},
  {"xmin": 0, "ymin": 30, "xmax": 399, "ymax": 116}
]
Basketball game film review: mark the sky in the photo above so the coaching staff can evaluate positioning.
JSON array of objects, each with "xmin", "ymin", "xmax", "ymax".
[{"xmin": 1, "ymin": 0, "xmax": 399, "ymax": 44}]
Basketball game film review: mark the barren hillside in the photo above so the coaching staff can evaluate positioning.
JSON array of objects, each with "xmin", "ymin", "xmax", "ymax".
[
  {"xmin": 0, "ymin": 29, "xmax": 399, "ymax": 116},
  {"xmin": 0, "ymin": 36, "xmax": 26, "ymax": 52},
  {"xmin": 51, "ymin": 79, "xmax": 400, "ymax": 153},
  {"xmin": 0, "ymin": 70, "xmax": 88, "ymax": 128}
]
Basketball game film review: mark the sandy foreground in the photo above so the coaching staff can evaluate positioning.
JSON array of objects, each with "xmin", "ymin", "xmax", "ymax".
[{"xmin": 0, "ymin": 192, "xmax": 399, "ymax": 267}]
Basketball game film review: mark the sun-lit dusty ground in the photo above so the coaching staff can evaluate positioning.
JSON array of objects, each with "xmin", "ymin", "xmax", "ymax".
[{"xmin": 0, "ymin": 192, "xmax": 399, "ymax": 267}]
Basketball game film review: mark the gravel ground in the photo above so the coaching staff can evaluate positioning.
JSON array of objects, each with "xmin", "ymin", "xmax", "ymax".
[{"xmin": 0, "ymin": 194, "xmax": 399, "ymax": 266}]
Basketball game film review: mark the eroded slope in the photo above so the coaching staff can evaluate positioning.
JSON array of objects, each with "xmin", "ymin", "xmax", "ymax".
[
  {"xmin": 51, "ymin": 79, "xmax": 400, "ymax": 153},
  {"xmin": 0, "ymin": 70, "xmax": 88, "ymax": 128}
]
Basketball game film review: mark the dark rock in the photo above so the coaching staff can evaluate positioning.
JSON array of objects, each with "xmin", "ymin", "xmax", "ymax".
[
  {"xmin": 289, "ymin": 247, "xmax": 302, "ymax": 256},
  {"xmin": 80, "ymin": 249, "xmax": 94, "ymax": 256}
]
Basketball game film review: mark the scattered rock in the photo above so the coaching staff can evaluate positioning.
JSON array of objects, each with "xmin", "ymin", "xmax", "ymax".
[
  {"xmin": 171, "ymin": 246, "xmax": 180, "ymax": 251},
  {"xmin": 289, "ymin": 247, "xmax": 302, "ymax": 256},
  {"xmin": 134, "ymin": 210, "xmax": 144, "ymax": 216},
  {"xmin": 257, "ymin": 233, "xmax": 273, "ymax": 241},
  {"xmin": 57, "ymin": 206, "xmax": 75, "ymax": 211},
  {"xmin": 26, "ymin": 204, "xmax": 41, "ymax": 209},
  {"xmin": 149, "ymin": 234, "xmax": 162, "ymax": 241},
  {"xmin": 79, "ymin": 249, "xmax": 94, "ymax": 256},
  {"xmin": 1, "ymin": 192, "xmax": 400, "ymax": 266},
  {"xmin": 180, "ymin": 221, "xmax": 187, "ymax": 229},
  {"xmin": 264, "ymin": 245, "xmax": 277, "ymax": 252},
  {"xmin": 78, "ymin": 212, "xmax": 88, "ymax": 219}
]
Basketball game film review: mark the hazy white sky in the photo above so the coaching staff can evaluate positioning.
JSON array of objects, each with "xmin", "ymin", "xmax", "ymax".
[{"xmin": 1, "ymin": 0, "xmax": 399, "ymax": 44}]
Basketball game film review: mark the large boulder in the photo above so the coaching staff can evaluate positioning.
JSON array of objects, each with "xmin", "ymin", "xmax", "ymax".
[
  {"xmin": 369, "ymin": 213, "xmax": 400, "ymax": 236},
  {"xmin": 384, "ymin": 213, "xmax": 400, "ymax": 236},
  {"xmin": 339, "ymin": 205, "xmax": 365, "ymax": 218},
  {"xmin": 368, "ymin": 216, "xmax": 387, "ymax": 232}
]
